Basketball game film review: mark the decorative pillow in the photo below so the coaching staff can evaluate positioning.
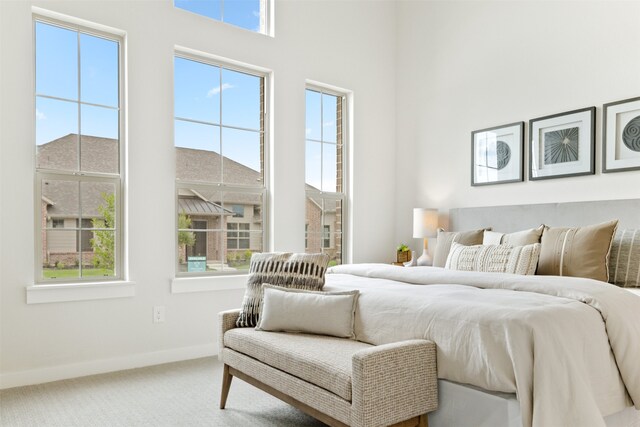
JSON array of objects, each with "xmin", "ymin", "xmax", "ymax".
[
  {"xmin": 483, "ymin": 225, "xmax": 545, "ymax": 246},
  {"xmin": 236, "ymin": 252, "xmax": 330, "ymax": 327},
  {"xmin": 445, "ymin": 242, "xmax": 541, "ymax": 275},
  {"xmin": 608, "ymin": 229, "xmax": 640, "ymax": 288},
  {"xmin": 433, "ymin": 228, "xmax": 487, "ymax": 268},
  {"xmin": 256, "ymin": 285, "xmax": 359, "ymax": 339},
  {"xmin": 537, "ymin": 220, "xmax": 618, "ymax": 282}
]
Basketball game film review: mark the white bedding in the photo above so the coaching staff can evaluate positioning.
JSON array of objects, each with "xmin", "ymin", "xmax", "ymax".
[
  {"xmin": 326, "ymin": 264, "xmax": 640, "ymax": 427},
  {"xmin": 431, "ymin": 379, "xmax": 640, "ymax": 427}
]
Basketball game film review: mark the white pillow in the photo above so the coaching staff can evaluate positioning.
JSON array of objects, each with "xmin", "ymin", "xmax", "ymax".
[
  {"xmin": 483, "ymin": 225, "xmax": 544, "ymax": 246},
  {"xmin": 446, "ymin": 242, "xmax": 541, "ymax": 275},
  {"xmin": 256, "ymin": 284, "xmax": 359, "ymax": 339}
]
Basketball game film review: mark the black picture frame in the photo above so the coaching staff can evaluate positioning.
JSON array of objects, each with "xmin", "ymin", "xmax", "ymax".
[
  {"xmin": 529, "ymin": 107, "xmax": 595, "ymax": 181},
  {"xmin": 603, "ymin": 96, "xmax": 640, "ymax": 173},
  {"xmin": 471, "ymin": 121, "xmax": 524, "ymax": 186}
]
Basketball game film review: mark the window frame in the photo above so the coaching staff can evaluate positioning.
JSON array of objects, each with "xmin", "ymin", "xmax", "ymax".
[
  {"xmin": 227, "ymin": 222, "xmax": 251, "ymax": 250},
  {"xmin": 304, "ymin": 84, "xmax": 348, "ymax": 264},
  {"xmin": 174, "ymin": 51, "xmax": 270, "ymax": 277},
  {"xmin": 33, "ymin": 16, "xmax": 125, "ymax": 285},
  {"xmin": 174, "ymin": 0, "xmax": 273, "ymax": 37},
  {"xmin": 322, "ymin": 224, "xmax": 331, "ymax": 249}
]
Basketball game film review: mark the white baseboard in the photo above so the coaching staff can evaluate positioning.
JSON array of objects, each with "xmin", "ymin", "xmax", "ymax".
[{"xmin": 0, "ymin": 344, "xmax": 217, "ymax": 390}]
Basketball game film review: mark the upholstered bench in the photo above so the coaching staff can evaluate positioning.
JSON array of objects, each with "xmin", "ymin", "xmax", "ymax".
[{"xmin": 218, "ymin": 309, "xmax": 438, "ymax": 427}]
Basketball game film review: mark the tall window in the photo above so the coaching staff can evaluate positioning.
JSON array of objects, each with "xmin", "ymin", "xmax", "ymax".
[
  {"xmin": 305, "ymin": 87, "xmax": 346, "ymax": 266},
  {"xmin": 35, "ymin": 19, "xmax": 122, "ymax": 283},
  {"xmin": 174, "ymin": 0, "xmax": 269, "ymax": 34},
  {"xmin": 174, "ymin": 54, "xmax": 266, "ymax": 275}
]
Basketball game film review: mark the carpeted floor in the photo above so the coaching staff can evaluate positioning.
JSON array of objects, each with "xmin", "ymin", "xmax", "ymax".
[{"xmin": 0, "ymin": 357, "xmax": 327, "ymax": 426}]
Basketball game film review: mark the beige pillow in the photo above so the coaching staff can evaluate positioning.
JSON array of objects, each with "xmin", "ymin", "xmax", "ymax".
[
  {"xmin": 537, "ymin": 220, "xmax": 618, "ymax": 282},
  {"xmin": 256, "ymin": 285, "xmax": 359, "ymax": 339},
  {"xmin": 483, "ymin": 225, "xmax": 544, "ymax": 246},
  {"xmin": 445, "ymin": 242, "xmax": 541, "ymax": 275},
  {"xmin": 433, "ymin": 228, "xmax": 486, "ymax": 268}
]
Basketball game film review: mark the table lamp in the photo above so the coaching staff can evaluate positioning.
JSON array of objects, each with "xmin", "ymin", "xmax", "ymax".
[{"xmin": 413, "ymin": 208, "xmax": 438, "ymax": 266}]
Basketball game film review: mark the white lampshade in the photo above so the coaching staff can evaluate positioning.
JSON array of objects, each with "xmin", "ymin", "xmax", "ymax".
[{"xmin": 413, "ymin": 208, "xmax": 438, "ymax": 238}]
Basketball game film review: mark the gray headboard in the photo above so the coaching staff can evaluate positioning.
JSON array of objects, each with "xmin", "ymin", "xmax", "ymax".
[{"xmin": 449, "ymin": 199, "xmax": 640, "ymax": 232}]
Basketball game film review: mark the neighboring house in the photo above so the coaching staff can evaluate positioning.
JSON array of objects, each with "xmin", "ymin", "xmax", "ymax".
[
  {"xmin": 38, "ymin": 134, "xmax": 339, "ymax": 269},
  {"xmin": 305, "ymin": 196, "xmax": 341, "ymax": 263},
  {"xmin": 39, "ymin": 134, "xmax": 119, "ymax": 267}
]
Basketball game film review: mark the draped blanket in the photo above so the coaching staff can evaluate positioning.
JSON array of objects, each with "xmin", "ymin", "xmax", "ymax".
[{"xmin": 326, "ymin": 264, "xmax": 640, "ymax": 427}]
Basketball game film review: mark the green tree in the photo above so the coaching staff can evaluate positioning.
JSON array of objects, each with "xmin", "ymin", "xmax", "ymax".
[
  {"xmin": 178, "ymin": 212, "xmax": 196, "ymax": 262},
  {"xmin": 91, "ymin": 192, "xmax": 115, "ymax": 270}
]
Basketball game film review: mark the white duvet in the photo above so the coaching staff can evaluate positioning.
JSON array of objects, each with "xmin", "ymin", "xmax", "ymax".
[{"xmin": 326, "ymin": 264, "xmax": 640, "ymax": 427}]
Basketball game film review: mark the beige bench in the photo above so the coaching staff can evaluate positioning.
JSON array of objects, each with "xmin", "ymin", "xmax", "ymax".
[{"xmin": 218, "ymin": 309, "xmax": 438, "ymax": 427}]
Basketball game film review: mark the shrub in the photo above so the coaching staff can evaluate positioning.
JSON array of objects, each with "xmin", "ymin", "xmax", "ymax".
[{"xmin": 91, "ymin": 193, "xmax": 115, "ymax": 270}]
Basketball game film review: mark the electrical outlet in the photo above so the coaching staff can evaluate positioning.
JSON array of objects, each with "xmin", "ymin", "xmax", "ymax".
[{"xmin": 153, "ymin": 306, "xmax": 165, "ymax": 323}]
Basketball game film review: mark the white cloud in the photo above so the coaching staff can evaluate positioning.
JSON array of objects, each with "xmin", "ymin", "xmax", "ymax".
[
  {"xmin": 252, "ymin": 10, "xmax": 260, "ymax": 18},
  {"xmin": 323, "ymin": 121, "xmax": 334, "ymax": 127},
  {"xmin": 36, "ymin": 109, "xmax": 46, "ymax": 120},
  {"xmin": 306, "ymin": 128, "xmax": 312, "ymax": 135},
  {"xmin": 207, "ymin": 83, "xmax": 234, "ymax": 98}
]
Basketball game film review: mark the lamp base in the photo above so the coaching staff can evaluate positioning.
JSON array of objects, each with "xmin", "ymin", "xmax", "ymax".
[
  {"xmin": 403, "ymin": 251, "xmax": 417, "ymax": 267},
  {"xmin": 416, "ymin": 248, "xmax": 432, "ymax": 266}
]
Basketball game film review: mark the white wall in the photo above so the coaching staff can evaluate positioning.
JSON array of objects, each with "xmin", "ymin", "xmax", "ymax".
[
  {"xmin": 395, "ymin": 1, "xmax": 640, "ymax": 246},
  {"xmin": 0, "ymin": 0, "xmax": 398, "ymax": 386}
]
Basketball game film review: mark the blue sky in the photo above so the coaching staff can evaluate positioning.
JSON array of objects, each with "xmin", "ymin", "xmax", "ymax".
[
  {"xmin": 174, "ymin": 0, "xmax": 261, "ymax": 32},
  {"xmin": 174, "ymin": 56, "xmax": 262, "ymax": 173},
  {"xmin": 305, "ymin": 90, "xmax": 339, "ymax": 192},
  {"xmin": 35, "ymin": 22, "xmax": 119, "ymax": 148},
  {"xmin": 36, "ymin": 12, "xmax": 339, "ymax": 189}
]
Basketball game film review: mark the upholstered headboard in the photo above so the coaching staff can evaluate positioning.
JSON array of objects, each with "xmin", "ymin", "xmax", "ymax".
[{"xmin": 449, "ymin": 199, "xmax": 640, "ymax": 232}]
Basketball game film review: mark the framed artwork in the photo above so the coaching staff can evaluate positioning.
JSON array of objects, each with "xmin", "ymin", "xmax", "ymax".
[
  {"xmin": 471, "ymin": 122, "xmax": 524, "ymax": 186},
  {"xmin": 603, "ymin": 96, "xmax": 640, "ymax": 173},
  {"xmin": 529, "ymin": 107, "xmax": 595, "ymax": 180}
]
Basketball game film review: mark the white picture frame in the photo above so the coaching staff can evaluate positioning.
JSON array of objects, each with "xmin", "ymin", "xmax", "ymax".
[
  {"xmin": 603, "ymin": 96, "xmax": 640, "ymax": 173},
  {"xmin": 471, "ymin": 122, "xmax": 524, "ymax": 186}
]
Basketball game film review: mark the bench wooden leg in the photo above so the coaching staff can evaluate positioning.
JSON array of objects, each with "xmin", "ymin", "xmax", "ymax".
[
  {"xmin": 388, "ymin": 414, "xmax": 428, "ymax": 427},
  {"xmin": 220, "ymin": 363, "xmax": 233, "ymax": 409}
]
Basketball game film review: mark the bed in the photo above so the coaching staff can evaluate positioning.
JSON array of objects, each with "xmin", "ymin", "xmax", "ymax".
[{"xmin": 326, "ymin": 199, "xmax": 640, "ymax": 427}]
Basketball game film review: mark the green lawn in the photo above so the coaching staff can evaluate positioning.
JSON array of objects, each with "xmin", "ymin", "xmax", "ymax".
[{"xmin": 43, "ymin": 268, "xmax": 114, "ymax": 279}]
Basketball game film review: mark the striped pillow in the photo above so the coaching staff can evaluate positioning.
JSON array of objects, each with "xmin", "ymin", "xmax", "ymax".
[
  {"xmin": 236, "ymin": 252, "xmax": 330, "ymax": 327},
  {"xmin": 433, "ymin": 228, "xmax": 487, "ymax": 268},
  {"xmin": 445, "ymin": 242, "xmax": 541, "ymax": 275},
  {"xmin": 609, "ymin": 229, "xmax": 640, "ymax": 288}
]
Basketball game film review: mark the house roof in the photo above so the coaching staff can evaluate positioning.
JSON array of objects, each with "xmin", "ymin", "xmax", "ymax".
[
  {"xmin": 178, "ymin": 197, "xmax": 231, "ymax": 216},
  {"xmin": 37, "ymin": 134, "xmax": 119, "ymax": 173},
  {"xmin": 43, "ymin": 180, "xmax": 113, "ymax": 218},
  {"xmin": 38, "ymin": 134, "xmax": 335, "ymax": 216},
  {"xmin": 177, "ymin": 188, "xmax": 234, "ymax": 216}
]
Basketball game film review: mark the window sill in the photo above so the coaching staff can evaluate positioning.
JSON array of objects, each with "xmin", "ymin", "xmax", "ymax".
[
  {"xmin": 26, "ymin": 281, "xmax": 136, "ymax": 304},
  {"xmin": 171, "ymin": 275, "xmax": 247, "ymax": 294}
]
